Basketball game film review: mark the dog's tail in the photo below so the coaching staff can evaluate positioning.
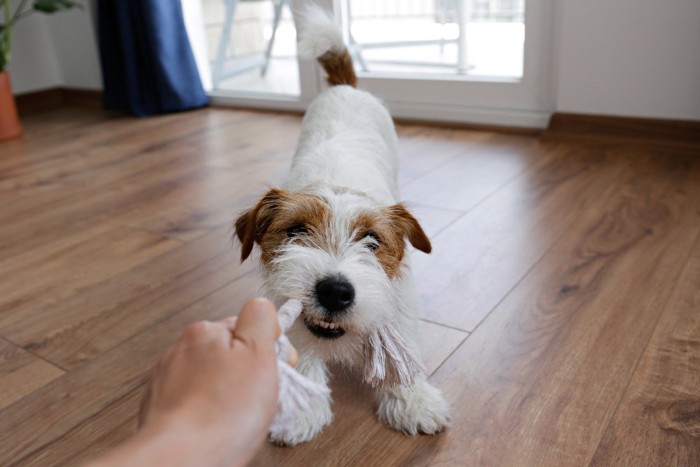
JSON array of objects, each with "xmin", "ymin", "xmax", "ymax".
[{"xmin": 295, "ymin": 3, "xmax": 357, "ymax": 87}]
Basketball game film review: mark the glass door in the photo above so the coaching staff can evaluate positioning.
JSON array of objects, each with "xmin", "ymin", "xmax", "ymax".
[
  {"xmin": 191, "ymin": 0, "xmax": 552, "ymax": 127},
  {"xmin": 192, "ymin": 0, "xmax": 319, "ymax": 111},
  {"xmin": 335, "ymin": 0, "xmax": 553, "ymax": 128}
]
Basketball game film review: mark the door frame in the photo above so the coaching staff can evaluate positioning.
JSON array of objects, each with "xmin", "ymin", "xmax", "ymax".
[{"xmin": 205, "ymin": 0, "xmax": 555, "ymax": 128}]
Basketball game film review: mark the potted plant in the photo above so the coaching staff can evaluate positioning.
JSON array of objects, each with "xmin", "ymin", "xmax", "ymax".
[{"xmin": 1, "ymin": 0, "xmax": 82, "ymax": 140}]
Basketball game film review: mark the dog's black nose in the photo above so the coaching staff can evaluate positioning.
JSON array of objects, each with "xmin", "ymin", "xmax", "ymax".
[{"xmin": 315, "ymin": 277, "xmax": 355, "ymax": 313}]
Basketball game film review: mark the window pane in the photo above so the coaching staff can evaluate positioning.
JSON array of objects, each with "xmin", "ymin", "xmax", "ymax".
[
  {"xmin": 203, "ymin": 0, "xmax": 300, "ymax": 96},
  {"xmin": 346, "ymin": 0, "xmax": 524, "ymax": 79}
]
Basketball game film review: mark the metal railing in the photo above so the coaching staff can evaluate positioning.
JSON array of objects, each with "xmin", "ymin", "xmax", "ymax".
[{"xmin": 350, "ymin": 0, "xmax": 524, "ymax": 23}]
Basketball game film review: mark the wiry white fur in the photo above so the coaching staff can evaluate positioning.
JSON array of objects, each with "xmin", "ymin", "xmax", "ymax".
[
  {"xmin": 376, "ymin": 376, "xmax": 452, "ymax": 435},
  {"xmin": 294, "ymin": 2, "xmax": 345, "ymax": 58},
  {"xmin": 288, "ymin": 89, "xmax": 400, "ymax": 205},
  {"xmin": 255, "ymin": 4, "xmax": 451, "ymax": 446},
  {"xmin": 263, "ymin": 187, "xmax": 397, "ymax": 365}
]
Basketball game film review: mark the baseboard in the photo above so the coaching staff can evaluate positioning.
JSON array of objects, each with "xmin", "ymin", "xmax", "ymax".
[
  {"xmin": 15, "ymin": 88, "xmax": 64, "ymax": 115},
  {"xmin": 15, "ymin": 87, "xmax": 102, "ymax": 115},
  {"xmin": 211, "ymin": 92, "xmax": 547, "ymax": 134},
  {"xmin": 385, "ymin": 101, "xmax": 550, "ymax": 131},
  {"xmin": 542, "ymin": 112, "xmax": 700, "ymax": 148},
  {"xmin": 62, "ymin": 88, "xmax": 103, "ymax": 108},
  {"xmin": 392, "ymin": 116, "xmax": 542, "ymax": 137}
]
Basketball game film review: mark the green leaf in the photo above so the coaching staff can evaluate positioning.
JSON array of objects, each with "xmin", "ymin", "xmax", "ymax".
[{"xmin": 33, "ymin": 0, "xmax": 83, "ymax": 14}]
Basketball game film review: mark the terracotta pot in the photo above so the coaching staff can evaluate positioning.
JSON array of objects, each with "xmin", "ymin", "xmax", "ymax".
[{"xmin": 0, "ymin": 70, "xmax": 23, "ymax": 141}]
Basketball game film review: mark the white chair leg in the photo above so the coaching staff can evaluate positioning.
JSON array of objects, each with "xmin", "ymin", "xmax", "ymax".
[
  {"xmin": 261, "ymin": 0, "xmax": 287, "ymax": 77},
  {"xmin": 213, "ymin": 0, "xmax": 239, "ymax": 87},
  {"xmin": 345, "ymin": 0, "xmax": 368, "ymax": 72}
]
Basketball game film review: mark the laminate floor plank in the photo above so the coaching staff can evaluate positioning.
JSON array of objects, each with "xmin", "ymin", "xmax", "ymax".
[
  {"xmin": 0, "ymin": 227, "xmax": 181, "ymax": 329},
  {"xmin": 0, "ymin": 227, "xmax": 253, "ymax": 370},
  {"xmin": 329, "ymin": 153, "xmax": 700, "ymax": 466},
  {"xmin": 0, "ymin": 276, "xmax": 466, "ymax": 466},
  {"xmin": 413, "ymin": 143, "xmax": 631, "ymax": 331},
  {"xmin": 590, "ymin": 231, "xmax": 700, "ymax": 466},
  {"xmin": 124, "ymin": 161, "xmax": 292, "ymax": 242},
  {"xmin": 0, "ymin": 273, "xmax": 260, "ymax": 465},
  {"xmin": 198, "ymin": 114, "xmax": 301, "ymax": 171},
  {"xmin": 0, "ymin": 107, "xmax": 112, "ymax": 171},
  {"xmin": 0, "ymin": 338, "xmax": 65, "ymax": 411},
  {"xmin": 1, "ymin": 107, "xmax": 698, "ymax": 466},
  {"xmin": 416, "ymin": 320, "xmax": 469, "ymax": 376},
  {"xmin": 396, "ymin": 126, "xmax": 492, "ymax": 187},
  {"xmin": 0, "ymin": 160, "xmax": 249, "ymax": 261},
  {"xmin": 0, "ymin": 108, "xmax": 283, "ymax": 219},
  {"xmin": 0, "ymin": 109, "xmax": 189, "ymax": 174},
  {"xmin": 401, "ymin": 134, "xmax": 541, "ymax": 211},
  {"xmin": 410, "ymin": 204, "xmax": 466, "ymax": 239},
  {"xmin": 0, "ymin": 145, "xmax": 204, "ymax": 243},
  {"xmin": 0, "ymin": 109, "xmax": 248, "ymax": 193}
]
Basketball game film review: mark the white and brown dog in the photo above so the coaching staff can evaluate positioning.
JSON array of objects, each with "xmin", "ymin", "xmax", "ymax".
[{"xmin": 234, "ymin": 5, "xmax": 450, "ymax": 446}]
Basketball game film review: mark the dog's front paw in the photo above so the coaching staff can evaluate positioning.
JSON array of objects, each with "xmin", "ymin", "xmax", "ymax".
[
  {"xmin": 269, "ymin": 399, "xmax": 334, "ymax": 446},
  {"xmin": 376, "ymin": 378, "xmax": 451, "ymax": 435}
]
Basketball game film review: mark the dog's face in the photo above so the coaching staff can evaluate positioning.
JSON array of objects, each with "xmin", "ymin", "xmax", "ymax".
[{"xmin": 235, "ymin": 185, "xmax": 430, "ymax": 351}]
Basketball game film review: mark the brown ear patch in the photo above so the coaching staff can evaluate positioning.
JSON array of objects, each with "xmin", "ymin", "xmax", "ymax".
[
  {"xmin": 234, "ymin": 188, "xmax": 286, "ymax": 262},
  {"xmin": 234, "ymin": 189, "xmax": 331, "ymax": 265},
  {"xmin": 387, "ymin": 204, "xmax": 432, "ymax": 254},
  {"xmin": 352, "ymin": 204, "xmax": 431, "ymax": 278}
]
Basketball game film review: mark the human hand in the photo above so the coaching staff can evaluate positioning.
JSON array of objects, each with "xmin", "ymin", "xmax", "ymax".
[{"xmin": 91, "ymin": 298, "xmax": 285, "ymax": 467}]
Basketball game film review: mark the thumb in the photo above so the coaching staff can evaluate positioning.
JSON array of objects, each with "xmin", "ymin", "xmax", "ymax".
[{"xmin": 233, "ymin": 298, "xmax": 280, "ymax": 351}]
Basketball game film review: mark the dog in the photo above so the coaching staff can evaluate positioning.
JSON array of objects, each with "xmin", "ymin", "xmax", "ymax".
[{"xmin": 234, "ymin": 4, "xmax": 451, "ymax": 446}]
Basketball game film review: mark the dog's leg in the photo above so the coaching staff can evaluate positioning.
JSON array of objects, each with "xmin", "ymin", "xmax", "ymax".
[
  {"xmin": 374, "ymin": 279, "xmax": 451, "ymax": 435},
  {"xmin": 269, "ymin": 354, "xmax": 333, "ymax": 446},
  {"xmin": 373, "ymin": 272, "xmax": 451, "ymax": 435},
  {"xmin": 375, "ymin": 375, "xmax": 451, "ymax": 435}
]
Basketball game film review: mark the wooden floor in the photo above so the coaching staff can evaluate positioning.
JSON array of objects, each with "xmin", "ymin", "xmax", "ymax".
[{"xmin": 1, "ymin": 106, "xmax": 698, "ymax": 466}]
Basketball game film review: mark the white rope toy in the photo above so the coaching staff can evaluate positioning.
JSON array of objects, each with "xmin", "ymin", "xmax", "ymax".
[
  {"xmin": 270, "ymin": 299, "xmax": 330, "ymax": 436},
  {"xmin": 271, "ymin": 299, "xmax": 425, "ymax": 436}
]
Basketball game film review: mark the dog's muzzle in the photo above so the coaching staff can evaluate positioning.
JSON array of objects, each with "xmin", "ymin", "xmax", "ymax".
[
  {"xmin": 304, "ymin": 276, "xmax": 354, "ymax": 339},
  {"xmin": 315, "ymin": 276, "xmax": 354, "ymax": 313}
]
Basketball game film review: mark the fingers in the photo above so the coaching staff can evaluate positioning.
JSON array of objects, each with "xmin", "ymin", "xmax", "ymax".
[
  {"xmin": 181, "ymin": 298, "xmax": 286, "ymax": 357},
  {"xmin": 218, "ymin": 305, "xmax": 298, "ymax": 365},
  {"xmin": 216, "ymin": 316, "xmax": 238, "ymax": 330},
  {"xmin": 182, "ymin": 320, "xmax": 230, "ymax": 346},
  {"xmin": 233, "ymin": 298, "xmax": 280, "ymax": 349}
]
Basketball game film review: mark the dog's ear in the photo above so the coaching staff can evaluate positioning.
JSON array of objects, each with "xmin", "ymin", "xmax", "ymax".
[
  {"xmin": 386, "ymin": 203, "xmax": 432, "ymax": 254},
  {"xmin": 234, "ymin": 188, "xmax": 285, "ymax": 262}
]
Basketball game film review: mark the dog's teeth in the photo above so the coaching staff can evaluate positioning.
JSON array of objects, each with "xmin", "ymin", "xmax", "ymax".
[{"xmin": 306, "ymin": 316, "xmax": 343, "ymax": 331}]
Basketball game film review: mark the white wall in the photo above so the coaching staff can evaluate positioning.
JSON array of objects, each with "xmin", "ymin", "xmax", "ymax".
[
  {"xmin": 6, "ymin": 0, "xmax": 101, "ymax": 94},
  {"xmin": 6, "ymin": 9, "xmax": 62, "ymax": 94},
  {"xmin": 47, "ymin": 1, "xmax": 102, "ymax": 90},
  {"xmin": 554, "ymin": 0, "xmax": 700, "ymax": 120}
]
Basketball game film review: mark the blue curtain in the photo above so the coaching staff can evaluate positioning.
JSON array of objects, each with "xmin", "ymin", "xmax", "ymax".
[{"xmin": 97, "ymin": 0, "xmax": 209, "ymax": 116}]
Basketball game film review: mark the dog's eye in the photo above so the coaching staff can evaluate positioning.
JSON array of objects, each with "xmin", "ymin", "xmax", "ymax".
[
  {"xmin": 362, "ymin": 231, "xmax": 381, "ymax": 251},
  {"xmin": 286, "ymin": 223, "xmax": 308, "ymax": 238}
]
